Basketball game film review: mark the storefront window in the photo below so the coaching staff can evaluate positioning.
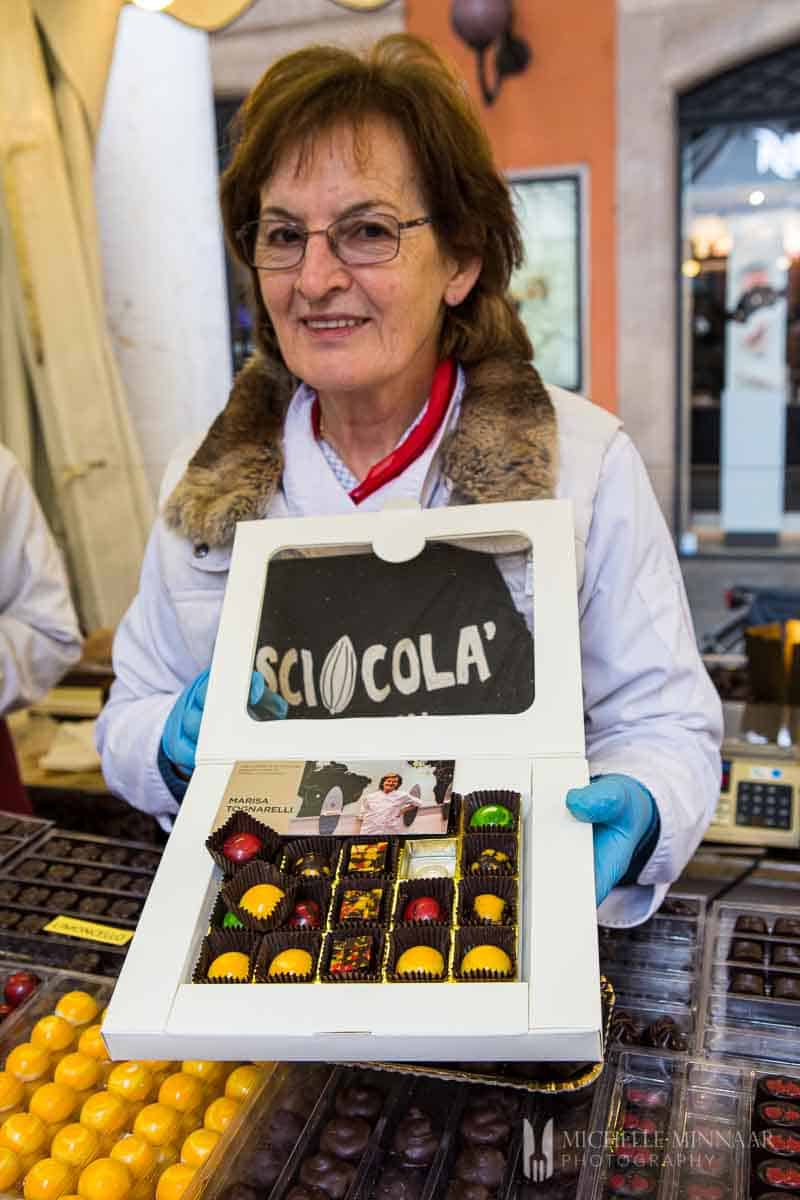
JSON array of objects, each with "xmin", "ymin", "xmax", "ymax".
[{"xmin": 679, "ymin": 47, "xmax": 800, "ymax": 550}]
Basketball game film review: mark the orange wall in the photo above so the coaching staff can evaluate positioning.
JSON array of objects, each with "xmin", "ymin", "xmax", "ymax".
[{"xmin": 405, "ymin": 0, "xmax": 617, "ymax": 412}]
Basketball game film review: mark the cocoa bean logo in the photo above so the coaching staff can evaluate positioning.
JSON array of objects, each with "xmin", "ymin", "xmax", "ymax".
[{"xmin": 319, "ymin": 635, "xmax": 358, "ymax": 715}]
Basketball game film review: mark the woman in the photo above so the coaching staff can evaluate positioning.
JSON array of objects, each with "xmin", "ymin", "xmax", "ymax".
[
  {"xmin": 1, "ymin": 444, "xmax": 82, "ymax": 812},
  {"xmin": 97, "ymin": 36, "xmax": 722, "ymax": 925}
]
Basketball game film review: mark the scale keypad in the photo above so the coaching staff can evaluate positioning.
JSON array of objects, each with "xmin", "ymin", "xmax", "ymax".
[{"xmin": 735, "ymin": 781, "xmax": 793, "ymax": 829}]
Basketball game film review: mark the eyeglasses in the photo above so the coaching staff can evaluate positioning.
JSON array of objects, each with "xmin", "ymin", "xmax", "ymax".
[{"xmin": 236, "ymin": 212, "xmax": 433, "ymax": 271}]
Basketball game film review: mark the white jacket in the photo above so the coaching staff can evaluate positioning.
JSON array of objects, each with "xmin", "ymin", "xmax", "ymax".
[
  {"xmin": 0, "ymin": 445, "xmax": 82, "ymax": 713},
  {"xmin": 97, "ymin": 380, "xmax": 722, "ymax": 926}
]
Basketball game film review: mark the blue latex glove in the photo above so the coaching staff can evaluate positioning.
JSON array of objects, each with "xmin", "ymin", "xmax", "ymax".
[
  {"xmin": 566, "ymin": 774, "xmax": 659, "ymax": 906},
  {"xmin": 161, "ymin": 669, "xmax": 287, "ymax": 775}
]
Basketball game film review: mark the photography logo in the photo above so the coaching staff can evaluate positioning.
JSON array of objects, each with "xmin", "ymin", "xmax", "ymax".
[{"xmin": 523, "ymin": 1116, "xmax": 554, "ymax": 1183}]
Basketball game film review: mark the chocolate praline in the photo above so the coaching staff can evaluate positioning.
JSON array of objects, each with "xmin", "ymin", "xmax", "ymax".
[
  {"xmin": 730, "ymin": 939, "xmax": 764, "ymax": 963},
  {"xmin": 610, "ymin": 1009, "xmax": 640, "ymax": 1046},
  {"xmin": 755, "ymin": 1158, "xmax": 800, "ymax": 1191},
  {"xmin": 298, "ymin": 1153, "xmax": 355, "ymax": 1200},
  {"xmin": 454, "ymin": 1146, "xmax": 506, "ymax": 1190},
  {"xmin": 682, "ymin": 1181, "xmax": 725, "ymax": 1200},
  {"xmin": 446, "ymin": 1185, "xmax": 489, "ymax": 1200},
  {"xmin": 334, "ymin": 1082, "xmax": 383, "ymax": 1121},
  {"xmin": 459, "ymin": 1104, "xmax": 511, "ymax": 1147},
  {"xmin": 375, "ymin": 1167, "xmax": 424, "ymax": 1200},
  {"xmin": 729, "ymin": 971, "xmax": 765, "ymax": 995},
  {"xmin": 774, "ymin": 918, "xmax": 800, "ymax": 938},
  {"xmin": 643, "ymin": 1015, "xmax": 688, "ymax": 1051},
  {"xmin": 240, "ymin": 1145, "xmax": 284, "ymax": 1188},
  {"xmin": 734, "ymin": 915, "xmax": 768, "ymax": 935},
  {"xmin": 772, "ymin": 944, "xmax": 800, "ymax": 968},
  {"xmin": 265, "ymin": 1107, "xmax": 306, "ymax": 1150},
  {"xmin": 319, "ymin": 1116, "xmax": 371, "ymax": 1161},
  {"xmin": 774, "ymin": 977, "xmax": 800, "ymax": 1000},
  {"xmin": 293, "ymin": 852, "xmax": 332, "ymax": 878},
  {"xmin": 604, "ymin": 1167, "xmax": 656, "ymax": 1197},
  {"xmin": 219, "ymin": 1186, "xmax": 260, "ymax": 1200},
  {"xmin": 392, "ymin": 1107, "xmax": 440, "ymax": 1166}
]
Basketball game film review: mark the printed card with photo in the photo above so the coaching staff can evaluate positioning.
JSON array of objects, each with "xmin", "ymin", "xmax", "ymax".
[{"xmin": 213, "ymin": 759, "xmax": 455, "ymax": 838}]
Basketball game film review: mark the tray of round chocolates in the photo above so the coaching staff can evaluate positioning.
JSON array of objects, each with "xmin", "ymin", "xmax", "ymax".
[
  {"xmin": 0, "ymin": 813, "xmax": 52, "ymax": 864},
  {"xmin": 194, "ymin": 793, "xmax": 523, "ymax": 988},
  {"xmin": 2, "ymin": 828, "xmax": 161, "ymax": 881},
  {"xmin": 699, "ymin": 902, "xmax": 800, "ymax": 1064}
]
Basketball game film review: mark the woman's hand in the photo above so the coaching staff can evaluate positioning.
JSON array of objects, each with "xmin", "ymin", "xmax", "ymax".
[
  {"xmin": 566, "ymin": 774, "xmax": 659, "ymax": 905},
  {"xmin": 161, "ymin": 669, "xmax": 286, "ymax": 775}
]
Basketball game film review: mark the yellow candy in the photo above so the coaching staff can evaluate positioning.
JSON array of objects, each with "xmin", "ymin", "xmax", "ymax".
[
  {"xmin": 150, "ymin": 1142, "xmax": 179, "ymax": 1174},
  {"xmin": 0, "ymin": 1072, "xmax": 24, "ymax": 1113},
  {"xmin": 155, "ymin": 1163, "xmax": 195, "ymax": 1200},
  {"xmin": 0, "ymin": 1145, "xmax": 22, "ymax": 1190},
  {"xmin": 6, "ymin": 1044, "xmax": 51, "ymax": 1084},
  {"xmin": 31, "ymin": 1017, "xmax": 75, "ymax": 1054},
  {"xmin": 206, "ymin": 953, "xmax": 249, "ymax": 982},
  {"xmin": 107, "ymin": 1064, "xmax": 154, "ymax": 1105},
  {"xmin": 22, "ymin": 1156, "xmax": 76, "ymax": 1199},
  {"xmin": 1, "ymin": 1111, "xmax": 48, "ymax": 1157},
  {"xmin": 133, "ymin": 1104, "xmax": 181, "ymax": 1148},
  {"xmin": 203, "ymin": 1096, "xmax": 240, "ymax": 1135},
  {"xmin": 79, "ymin": 1091, "xmax": 129, "ymax": 1138},
  {"xmin": 109, "ymin": 1135, "xmax": 156, "ymax": 1182},
  {"xmin": 157, "ymin": 1074, "xmax": 204, "ymax": 1114},
  {"xmin": 54, "ymin": 1056, "xmax": 100, "ymax": 1094},
  {"xmin": 179, "ymin": 1127, "xmax": 219, "ymax": 1168},
  {"xmin": 76, "ymin": 1028, "xmax": 108, "ymax": 1063},
  {"xmin": 77, "ymin": 1157, "xmax": 131, "ymax": 1200},
  {"xmin": 460, "ymin": 944, "xmax": 513, "ymax": 976},
  {"xmin": 267, "ymin": 949, "xmax": 313, "ymax": 978},
  {"xmin": 239, "ymin": 883, "xmax": 284, "ymax": 919},
  {"xmin": 180, "ymin": 1062, "xmax": 224, "ymax": 1087},
  {"xmin": 50, "ymin": 1123, "xmax": 100, "ymax": 1170},
  {"xmin": 395, "ymin": 946, "xmax": 445, "ymax": 977},
  {"xmin": 54, "ymin": 994, "xmax": 100, "ymax": 1028},
  {"xmin": 29, "ymin": 1083, "xmax": 78, "ymax": 1125},
  {"xmin": 472, "ymin": 893, "xmax": 507, "ymax": 923},
  {"xmin": 224, "ymin": 1066, "xmax": 264, "ymax": 1103}
]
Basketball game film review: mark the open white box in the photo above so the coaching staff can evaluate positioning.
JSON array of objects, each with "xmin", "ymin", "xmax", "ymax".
[{"xmin": 103, "ymin": 499, "xmax": 601, "ymax": 1061}]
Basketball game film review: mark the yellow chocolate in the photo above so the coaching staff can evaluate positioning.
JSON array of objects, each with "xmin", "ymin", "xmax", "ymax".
[
  {"xmin": 473, "ymin": 893, "xmax": 506, "ymax": 923},
  {"xmin": 207, "ymin": 952, "xmax": 250, "ymax": 981},
  {"xmin": 268, "ymin": 949, "xmax": 314, "ymax": 978},
  {"xmin": 395, "ymin": 946, "xmax": 445, "ymax": 977},
  {"xmin": 239, "ymin": 883, "xmax": 284, "ymax": 919},
  {"xmin": 460, "ymin": 945, "xmax": 512, "ymax": 976}
]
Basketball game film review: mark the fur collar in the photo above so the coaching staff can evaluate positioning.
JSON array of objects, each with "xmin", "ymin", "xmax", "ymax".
[{"xmin": 164, "ymin": 354, "xmax": 557, "ymax": 547}]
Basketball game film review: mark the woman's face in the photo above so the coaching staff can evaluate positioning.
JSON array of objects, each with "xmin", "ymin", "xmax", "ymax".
[{"xmin": 257, "ymin": 118, "xmax": 480, "ymax": 412}]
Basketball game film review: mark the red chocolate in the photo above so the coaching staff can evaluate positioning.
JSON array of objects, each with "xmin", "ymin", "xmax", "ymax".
[
  {"xmin": 288, "ymin": 899, "xmax": 322, "ymax": 930},
  {"xmin": 3, "ymin": 970, "xmax": 39, "ymax": 1008},
  {"xmin": 764, "ymin": 1129, "xmax": 800, "ymax": 1157},
  {"xmin": 223, "ymin": 832, "xmax": 263, "ymax": 864},
  {"xmin": 402, "ymin": 896, "xmax": 444, "ymax": 923},
  {"xmin": 759, "ymin": 1103, "xmax": 800, "ymax": 1128},
  {"xmin": 756, "ymin": 1160, "xmax": 800, "ymax": 1191}
]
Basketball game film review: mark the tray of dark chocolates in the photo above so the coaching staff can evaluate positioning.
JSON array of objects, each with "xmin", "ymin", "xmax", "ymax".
[
  {"xmin": 699, "ymin": 902, "xmax": 800, "ymax": 1064},
  {"xmin": 582, "ymin": 1053, "xmax": 800, "ymax": 1199},
  {"xmin": 195, "ymin": 795, "xmax": 522, "ymax": 987},
  {"xmin": 1, "ymin": 829, "xmax": 161, "ymax": 895},
  {"xmin": 193, "ymin": 1062, "xmax": 530, "ymax": 1200},
  {"xmin": 599, "ymin": 890, "xmax": 707, "ymax": 1060},
  {"xmin": 0, "ymin": 931, "xmax": 126, "ymax": 979},
  {"xmin": 0, "ymin": 878, "xmax": 143, "ymax": 926},
  {"xmin": 0, "ymin": 814, "xmax": 52, "ymax": 867}
]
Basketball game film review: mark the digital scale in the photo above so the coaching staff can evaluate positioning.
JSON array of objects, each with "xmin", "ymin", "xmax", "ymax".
[{"xmin": 706, "ymin": 703, "xmax": 800, "ymax": 847}]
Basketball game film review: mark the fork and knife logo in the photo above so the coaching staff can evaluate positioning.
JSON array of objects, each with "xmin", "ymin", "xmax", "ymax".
[{"xmin": 523, "ymin": 1116, "xmax": 555, "ymax": 1183}]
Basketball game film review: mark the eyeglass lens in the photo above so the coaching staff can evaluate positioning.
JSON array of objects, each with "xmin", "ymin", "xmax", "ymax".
[{"xmin": 249, "ymin": 213, "xmax": 402, "ymax": 269}]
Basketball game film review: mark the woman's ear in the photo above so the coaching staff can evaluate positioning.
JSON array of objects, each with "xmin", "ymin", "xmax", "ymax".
[{"xmin": 444, "ymin": 256, "xmax": 482, "ymax": 307}]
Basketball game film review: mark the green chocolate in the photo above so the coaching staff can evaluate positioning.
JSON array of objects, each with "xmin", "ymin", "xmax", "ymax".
[
  {"xmin": 222, "ymin": 911, "xmax": 243, "ymax": 929},
  {"xmin": 469, "ymin": 803, "xmax": 514, "ymax": 829}
]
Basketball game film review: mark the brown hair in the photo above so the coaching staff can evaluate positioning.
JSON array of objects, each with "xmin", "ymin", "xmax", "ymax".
[{"xmin": 220, "ymin": 34, "xmax": 532, "ymax": 368}]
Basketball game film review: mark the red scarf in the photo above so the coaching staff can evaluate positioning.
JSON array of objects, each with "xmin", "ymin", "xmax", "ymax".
[{"xmin": 311, "ymin": 358, "xmax": 456, "ymax": 504}]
